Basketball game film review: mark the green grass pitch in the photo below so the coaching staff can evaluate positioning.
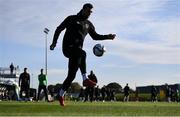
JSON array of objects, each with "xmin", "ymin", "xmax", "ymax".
[{"xmin": 0, "ymin": 101, "xmax": 180, "ymax": 116}]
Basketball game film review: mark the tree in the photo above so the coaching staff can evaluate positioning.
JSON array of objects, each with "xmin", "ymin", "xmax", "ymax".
[
  {"xmin": 106, "ymin": 82, "xmax": 122, "ymax": 93},
  {"xmin": 68, "ymin": 82, "xmax": 81, "ymax": 93}
]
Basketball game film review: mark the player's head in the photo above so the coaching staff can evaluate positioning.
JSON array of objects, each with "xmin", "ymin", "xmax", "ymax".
[
  {"xmin": 40, "ymin": 69, "xmax": 43, "ymax": 74},
  {"xmin": 24, "ymin": 68, "xmax": 27, "ymax": 72},
  {"xmin": 90, "ymin": 70, "xmax": 93, "ymax": 74},
  {"xmin": 81, "ymin": 3, "xmax": 93, "ymax": 19},
  {"xmin": 83, "ymin": 3, "xmax": 93, "ymax": 9}
]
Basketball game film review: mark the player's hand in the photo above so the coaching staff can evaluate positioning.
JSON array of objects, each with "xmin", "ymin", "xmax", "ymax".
[
  {"xmin": 107, "ymin": 34, "xmax": 116, "ymax": 40},
  {"xmin": 50, "ymin": 43, "xmax": 56, "ymax": 50}
]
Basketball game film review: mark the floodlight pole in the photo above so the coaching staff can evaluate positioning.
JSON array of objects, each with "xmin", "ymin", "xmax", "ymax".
[{"xmin": 44, "ymin": 28, "xmax": 49, "ymax": 76}]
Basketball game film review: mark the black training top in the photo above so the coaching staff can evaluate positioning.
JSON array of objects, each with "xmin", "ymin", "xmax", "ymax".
[
  {"xmin": 19, "ymin": 72, "xmax": 30, "ymax": 87},
  {"xmin": 52, "ymin": 12, "xmax": 109, "ymax": 50}
]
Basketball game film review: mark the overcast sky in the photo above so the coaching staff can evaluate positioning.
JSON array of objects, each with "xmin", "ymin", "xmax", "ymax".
[{"xmin": 0, "ymin": 0, "xmax": 180, "ymax": 89}]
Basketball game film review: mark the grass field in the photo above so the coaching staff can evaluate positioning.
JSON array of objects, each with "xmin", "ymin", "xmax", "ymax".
[{"xmin": 0, "ymin": 101, "xmax": 180, "ymax": 116}]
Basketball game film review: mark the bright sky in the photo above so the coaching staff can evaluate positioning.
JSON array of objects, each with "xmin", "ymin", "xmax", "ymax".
[{"xmin": 0, "ymin": 0, "xmax": 180, "ymax": 89}]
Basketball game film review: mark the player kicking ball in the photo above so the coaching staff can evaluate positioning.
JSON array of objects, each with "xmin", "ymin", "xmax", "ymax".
[{"xmin": 50, "ymin": 3, "xmax": 116, "ymax": 106}]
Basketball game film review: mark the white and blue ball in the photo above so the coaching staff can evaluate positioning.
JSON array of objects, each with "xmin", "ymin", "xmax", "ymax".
[{"xmin": 93, "ymin": 44, "xmax": 106, "ymax": 57}]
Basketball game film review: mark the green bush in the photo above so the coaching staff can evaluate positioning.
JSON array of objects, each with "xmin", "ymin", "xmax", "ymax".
[
  {"xmin": 115, "ymin": 93, "xmax": 166, "ymax": 102},
  {"xmin": 115, "ymin": 93, "xmax": 137, "ymax": 101}
]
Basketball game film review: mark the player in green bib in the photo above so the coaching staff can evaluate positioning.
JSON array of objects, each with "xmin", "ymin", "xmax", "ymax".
[{"xmin": 37, "ymin": 69, "xmax": 49, "ymax": 102}]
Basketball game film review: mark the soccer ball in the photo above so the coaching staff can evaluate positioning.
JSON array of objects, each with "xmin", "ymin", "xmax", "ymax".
[{"xmin": 93, "ymin": 44, "xmax": 106, "ymax": 57}]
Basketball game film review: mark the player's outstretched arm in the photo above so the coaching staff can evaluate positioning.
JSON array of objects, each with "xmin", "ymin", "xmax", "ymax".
[
  {"xmin": 50, "ymin": 16, "xmax": 70, "ymax": 51},
  {"xmin": 88, "ymin": 23, "xmax": 116, "ymax": 40}
]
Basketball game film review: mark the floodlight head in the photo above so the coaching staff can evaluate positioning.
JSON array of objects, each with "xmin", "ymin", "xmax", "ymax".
[{"xmin": 44, "ymin": 28, "xmax": 50, "ymax": 34}]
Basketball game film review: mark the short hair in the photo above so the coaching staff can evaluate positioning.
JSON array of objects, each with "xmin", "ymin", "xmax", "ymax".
[
  {"xmin": 83, "ymin": 3, "xmax": 93, "ymax": 9},
  {"xmin": 24, "ymin": 68, "xmax": 27, "ymax": 71}
]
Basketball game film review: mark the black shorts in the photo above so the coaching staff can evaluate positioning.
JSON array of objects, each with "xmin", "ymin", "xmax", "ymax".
[{"xmin": 63, "ymin": 47, "xmax": 86, "ymax": 59}]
